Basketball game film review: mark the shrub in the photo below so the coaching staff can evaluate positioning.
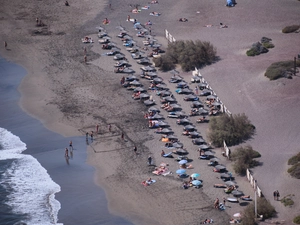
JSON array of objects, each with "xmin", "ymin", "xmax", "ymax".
[
  {"xmin": 207, "ymin": 114, "xmax": 255, "ymax": 147},
  {"xmin": 287, "ymin": 162, "xmax": 300, "ymax": 179},
  {"xmin": 231, "ymin": 145, "xmax": 261, "ymax": 175},
  {"xmin": 153, "ymin": 55, "xmax": 175, "ymax": 71},
  {"xmin": 282, "ymin": 25, "xmax": 300, "ymax": 33},
  {"xmin": 265, "ymin": 60, "xmax": 300, "ymax": 80},
  {"xmin": 294, "ymin": 215, "xmax": 300, "ymax": 224},
  {"xmin": 246, "ymin": 42, "xmax": 268, "ymax": 57},
  {"xmin": 242, "ymin": 198, "xmax": 276, "ymax": 223},
  {"xmin": 288, "ymin": 152, "xmax": 300, "ymax": 165},
  {"xmin": 280, "ymin": 195, "xmax": 294, "ymax": 207},
  {"xmin": 262, "ymin": 42, "xmax": 275, "ymax": 48},
  {"xmin": 242, "ymin": 204, "xmax": 257, "ymax": 225},
  {"xmin": 257, "ymin": 197, "xmax": 276, "ymax": 219},
  {"xmin": 246, "ymin": 48, "xmax": 259, "ymax": 56},
  {"xmin": 157, "ymin": 40, "xmax": 217, "ymax": 72}
]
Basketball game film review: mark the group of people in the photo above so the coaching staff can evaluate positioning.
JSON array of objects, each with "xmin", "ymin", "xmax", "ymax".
[{"xmin": 273, "ymin": 190, "xmax": 280, "ymax": 200}]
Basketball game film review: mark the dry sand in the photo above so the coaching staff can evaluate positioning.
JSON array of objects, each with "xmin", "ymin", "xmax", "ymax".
[{"xmin": 1, "ymin": 0, "xmax": 300, "ymax": 224}]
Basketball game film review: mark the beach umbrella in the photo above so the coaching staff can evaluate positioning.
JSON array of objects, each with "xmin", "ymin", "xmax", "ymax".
[
  {"xmin": 198, "ymin": 83, "xmax": 207, "ymax": 88},
  {"xmin": 220, "ymin": 173, "xmax": 230, "ymax": 178},
  {"xmin": 207, "ymin": 95, "xmax": 217, "ymax": 100},
  {"xmin": 146, "ymin": 72, "xmax": 157, "ymax": 76},
  {"xmin": 170, "ymin": 69, "xmax": 180, "ymax": 75},
  {"xmin": 193, "ymin": 137, "xmax": 205, "ymax": 144},
  {"xmin": 177, "ymin": 81, "xmax": 187, "ymax": 87},
  {"xmin": 189, "ymin": 131, "xmax": 200, "ymax": 137},
  {"xmin": 199, "ymin": 144, "xmax": 210, "ymax": 150},
  {"xmin": 191, "ymin": 173, "xmax": 200, "ymax": 178},
  {"xmin": 184, "ymin": 125, "xmax": 196, "ymax": 131},
  {"xmin": 144, "ymin": 100, "xmax": 155, "ymax": 106},
  {"xmin": 175, "ymin": 111, "xmax": 186, "ymax": 116},
  {"xmin": 178, "ymin": 159, "xmax": 188, "ymax": 165},
  {"xmin": 153, "ymin": 78, "xmax": 163, "ymax": 83},
  {"xmin": 215, "ymin": 165, "xmax": 226, "ymax": 170},
  {"xmin": 163, "ymin": 96, "xmax": 176, "ymax": 102},
  {"xmin": 125, "ymin": 75, "xmax": 137, "ymax": 81},
  {"xmin": 198, "ymin": 108, "xmax": 209, "ymax": 115},
  {"xmin": 133, "ymin": 87, "xmax": 145, "ymax": 92},
  {"xmin": 151, "ymin": 44, "xmax": 161, "ymax": 48},
  {"xmin": 157, "ymin": 121, "xmax": 168, "ymax": 127},
  {"xmin": 176, "ymin": 169, "xmax": 186, "ymax": 174},
  {"xmin": 130, "ymin": 80, "xmax": 141, "ymax": 86},
  {"xmin": 160, "ymin": 128, "xmax": 173, "ymax": 134},
  {"xmin": 210, "ymin": 158, "xmax": 219, "ymax": 162},
  {"xmin": 172, "ymin": 142, "xmax": 183, "ymax": 148},
  {"xmin": 204, "ymin": 151, "xmax": 214, "ymax": 156},
  {"xmin": 192, "ymin": 180, "xmax": 202, "ymax": 186},
  {"xmin": 175, "ymin": 148, "xmax": 188, "ymax": 155},
  {"xmin": 232, "ymin": 190, "xmax": 244, "ymax": 197},
  {"xmin": 170, "ymin": 104, "xmax": 181, "ymax": 109},
  {"xmin": 225, "ymin": 181, "xmax": 236, "ymax": 186},
  {"xmin": 152, "ymin": 114, "xmax": 164, "ymax": 119},
  {"xmin": 178, "ymin": 118, "xmax": 190, "ymax": 124},
  {"xmin": 142, "ymin": 66, "xmax": 156, "ymax": 71},
  {"xmin": 139, "ymin": 93, "xmax": 150, "ymax": 99},
  {"xmin": 148, "ymin": 106, "xmax": 160, "ymax": 113}
]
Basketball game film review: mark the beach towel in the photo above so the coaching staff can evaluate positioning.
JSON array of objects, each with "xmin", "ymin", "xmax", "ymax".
[{"xmin": 141, "ymin": 6, "xmax": 150, "ymax": 10}]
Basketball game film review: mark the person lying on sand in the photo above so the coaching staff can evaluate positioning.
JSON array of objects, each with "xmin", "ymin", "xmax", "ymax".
[
  {"xmin": 65, "ymin": 1, "xmax": 69, "ymax": 6},
  {"xmin": 150, "ymin": 12, "xmax": 160, "ymax": 16},
  {"xmin": 150, "ymin": 0, "xmax": 158, "ymax": 3},
  {"xmin": 219, "ymin": 23, "xmax": 228, "ymax": 28},
  {"xmin": 179, "ymin": 18, "xmax": 188, "ymax": 22},
  {"xmin": 103, "ymin": 18, "xmax": 109, "ymax": 24},
  {"xmin": 200, "ymin": 218, "xmax": 214, "ymax": 224}
]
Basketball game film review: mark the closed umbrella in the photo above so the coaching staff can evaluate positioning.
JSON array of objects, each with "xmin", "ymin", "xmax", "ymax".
[
  {"xmin": 225, "ymin": 181, "xmax": 236, "ymax": 186},
  {"xmin": 207, "ymin": 95, "xmax": 217, "ymax": 100},
  {"xmin": 204, "ymin": 151, "xmax": 214, "ymax": 156},
  {"xmin": 215, "ymin": 165, "xmax": 226, "ymax": 171},
  {"xmin": 172, "ymin": 142, "xmax": 183, "ymax": 148}
]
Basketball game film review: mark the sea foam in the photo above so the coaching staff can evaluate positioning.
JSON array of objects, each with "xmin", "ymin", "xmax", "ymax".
[{"xmin": 0, "ymin": 127, "xmax": 63, "ymax": 225}]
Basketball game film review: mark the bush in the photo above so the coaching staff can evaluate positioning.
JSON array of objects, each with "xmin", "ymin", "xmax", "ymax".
[
  {"xmin": 280, "ymin": 195, "xmax": 294, "ymax": 207},
  {"xmin": 207, "ymin": 114, "xmax": 255, "ymax": 147},
  {"xmin": 242, "ymin": 204, "xmax": 257, "ymax": 225},
  {"xmin": 246, "ymin": 42, "xmax": 269, "ymax": 57},
  {"xmin": 294, "ymin": 215, "xmax": 300, "ymax": 224},
  {"xmin": 288, "ymin": 152, "xmax": 300, "ymax": 165},
  {"xmin": 156, "ymin": 40, "xmax": 217, "ymax": 72},
  {"xmin": 246, "ymin": 48, "xmax": 260, "ymax": 56},
  {"xmin": 242, "ymin": 198, "xmax": 276, "ymax": 223},
  {"xmin": 265, "ymin": 60, "xmax": 300, "ymax": 80},
  {"xmin": 153, "ymin": 55, "xmax": 175, "ymax": 71},
  {"xmin": 257, "ymin": 197, "xmax": 276, "ymax": 219},
  {"xmin": 282, "ymin": 25, "xmax": 300, "ymax": 33},
  {"xmin": 231, "ymin": 145, "xmax": 261, "ymax": 175},
  {"xmin": 287, "ymin": 162, "xmax": 300, "ymax": 179},
  {"xmin": 262, "ymin": 42, "xmax": 275, "ymax": 48}
]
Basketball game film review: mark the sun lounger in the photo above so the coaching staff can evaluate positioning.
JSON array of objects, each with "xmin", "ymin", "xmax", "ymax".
[{"xmin": 227, "ymin": 197, "xmax": 239, "ymax": 203}]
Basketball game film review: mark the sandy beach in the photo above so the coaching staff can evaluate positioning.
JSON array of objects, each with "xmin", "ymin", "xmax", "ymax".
[{"xmin": 1, "ymin": 0, "xmax": 300, "ymax": 224}]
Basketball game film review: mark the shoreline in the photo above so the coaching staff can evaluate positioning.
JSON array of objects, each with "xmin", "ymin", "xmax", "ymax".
[
  {"xmin": 0, "ymin": 55, "xmax": 133, "ymax": 224},
  {"xmin": 1, "ymin": 0, "xmax": 300, "ymax": 224}
]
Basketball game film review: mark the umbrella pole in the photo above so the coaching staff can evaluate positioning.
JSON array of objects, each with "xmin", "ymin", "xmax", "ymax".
[{"xmin": 255, "ymin": 190, "xmax": 257, "ymax": 218}]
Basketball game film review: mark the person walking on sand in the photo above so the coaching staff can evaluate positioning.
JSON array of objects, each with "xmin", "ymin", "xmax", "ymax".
[
  {"xmin": 86, "ymin": 132, "xmax": 89, "ymax": 140},
  {"xmin": 69, "ymin": 140, "xmax": 73, "ymax": 151},
  {"xmin": 276, "ymin": 190, "xmax": 280, "ymax": 201},
  {"xmin": 84, "ymin": 55, "xmax": 87, "ymax": 63},
  {"xmin": 273, "ymin": 190, "xmax": 277, "ymax": 200},
  {"xmin": 4, "ymin": 41, "xmax": 7, "ymax": 49},
  {"xmin": 214, "ymin": 198, "xmax": 219, "ymax": 209},
  {"xmin": 108, "ymin": 124, "xmax": 112, "ymax": 132},
  {"xmin": 147, "ymin": 155, "xmax": 152, "ymax": 165},
  {"xmin": 195, "ymin": 86, "xmax": 198, "ymax": 95},
  {"xmin": 84, "ymin": 47, "xmax": 87, "ymax": 55},
  {"xmin": 96, "ymin": 124, "xmax": 99, "ymax": 134},
  {"xmin": 65, "ymin": 148, "xmax": 69, "ymax": 158},
  {"xmin": 36, "ymin": 18, "xmax": 39, "ymax": 25},
  {"xmin": 133, "ymin": 146, "xmax": 137, "ymax": 154},
  {"xmin": 223, "ymin": 197, "xmax": 226, "ymax": 206},
  {"xmin": 121, "ymin": 132, "xmax": 124, "ymax": 140},
  {"xmin": 90, "ymin": 131, "xmax": 94, "ymax": 141}
]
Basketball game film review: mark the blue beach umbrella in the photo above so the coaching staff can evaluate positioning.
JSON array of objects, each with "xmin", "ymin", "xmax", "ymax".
[
  {"xmin": 191, "ymin": 173, "xmax": 200, "ymax": 178},
  {"xmin": 176, "ymin": 169, "xmax": 186, "ymax": 174},
  {"xmin": 178, "ymin": 160, "xmax": 188, "ymax": 165},
  {"xmin": 192, "ymin": 180, "xmax": 202, "ymax": 186}
]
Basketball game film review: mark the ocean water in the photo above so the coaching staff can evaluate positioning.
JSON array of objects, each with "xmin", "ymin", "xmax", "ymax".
[
  {"xmin": 0, "ymin": 128, "xmax": 62, "ymax": 225},
  {"xmin": 0, "ymin": 56, "xmax": 133, "ymax": 225}
]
